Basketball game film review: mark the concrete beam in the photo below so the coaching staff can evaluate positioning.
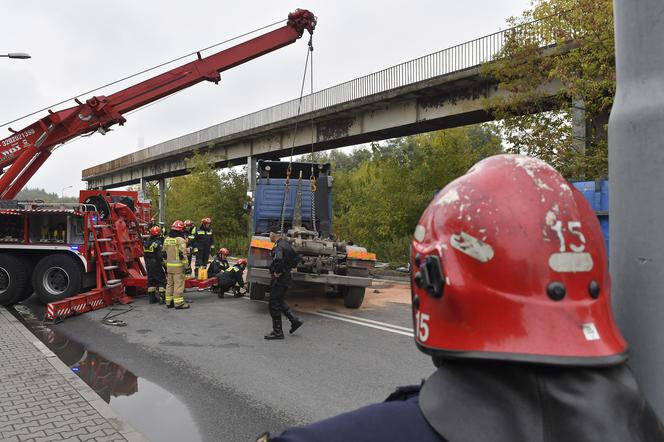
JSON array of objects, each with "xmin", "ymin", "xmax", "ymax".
[{"xmin": 84, "ymin": 72, "xmax": 563, "ymax": 189}]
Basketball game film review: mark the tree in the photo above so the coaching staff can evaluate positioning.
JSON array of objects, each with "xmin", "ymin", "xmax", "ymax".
[
  {"xmin": 483, "ymin": 0, "xmax": 614, "ymax": 179},
  {"xmin": 165, "ymin": 152, "xmax": 249, "ymax": 250},
  {"xmin": 16, "ymin": 187, "xmax": 78, "ymax": 203},
  {"xmin": 332, "ymin": 125, "xmax": 503, "ymax": 263}
]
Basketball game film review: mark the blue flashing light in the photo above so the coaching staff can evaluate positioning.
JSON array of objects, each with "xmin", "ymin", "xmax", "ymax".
[
  {"xmin": 71, "ymin": 367, "xmax": 80, "ymax": 372},
  {"xmin": 70, "ymin": 245, "xmax": 80, "ymax": 252}
]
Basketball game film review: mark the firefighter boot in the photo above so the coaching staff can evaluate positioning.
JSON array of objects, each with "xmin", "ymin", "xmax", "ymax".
[
  {"xmin": 175, "ymin": 302, "xmax": 190, "ymax": 310},
  {"xmin": 148, "ymin": 288, "xmax": 158, "ymax": 304},
  {"xmin": 158, "ymin": 288, "xmax": 166, "ymax": 305},
  {"xmin": 285, "ymin": 310, "xmax": 304, "ymax": 334},
  {"xmin": 264, "ymin": 318, "xmax": 284, "ymax": 340}
]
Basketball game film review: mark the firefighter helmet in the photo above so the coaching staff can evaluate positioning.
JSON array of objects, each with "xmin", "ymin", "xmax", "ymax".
[
  {"xmin": 236, "ymin": 258, "xmax": 248, "ymax": 267},
  {"xmin": 218, "ymin": 247, "xmax": 230, "ymax": 256},
  {"xmin": 410, "ymin": 154, "xmax": 626, "ymax": 366},
  {"xmin": 171, "ymin": 220, "xmax": 185, "ymax": 231},
  {"xmin": 184, "ymin": 219, "xmax": 193, "ymax": 228},
  {"xmin": 149, "ymin": 225, "xmax": 161, "ymax": 236},
  {"xmin": 201, "ymin": 217, "xmax": 212, "ymax": 225}
]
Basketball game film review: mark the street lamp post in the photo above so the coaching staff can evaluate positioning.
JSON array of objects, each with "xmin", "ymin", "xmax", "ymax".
[
  {"xmin": 61, "ymin": 186, "xmax": 73, "ymax": 199},
  {"xmin": 0, "ymin": 53, "xmax": 31, "ymax": 59}
]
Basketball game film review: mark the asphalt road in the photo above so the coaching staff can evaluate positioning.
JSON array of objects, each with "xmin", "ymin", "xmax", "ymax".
[{"xmin": 17, "ymin": 281, "xmax": 434, "ymax": 442}]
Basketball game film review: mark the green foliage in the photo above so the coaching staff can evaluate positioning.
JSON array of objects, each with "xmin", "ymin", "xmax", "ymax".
[
  {"xmin": 330, "ymin": 125, "xmax": 503, "ymax": 264},
  {"xmin": 483, "ymin": 0, "xmax": 614, "ymax": 179},
  {"xmin": 298, "ymin": 148, "xmax": 372, "ymax": 173},
  {"xmin": 16, "ymin": 187, "xmax": 78, "ymax": 203},
  {"xmin": 165, "ymin": 152, "xmax": 249, "ymax": 248}
]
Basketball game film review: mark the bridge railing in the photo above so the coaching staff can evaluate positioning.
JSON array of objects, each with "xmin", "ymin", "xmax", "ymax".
[
  {"xmin": 194, "ymin": 14, "xmax": 560, "ymax": 141},
  {"xmin": 85, "ymin": 15, "xmax": 562, "ymax": 175}
]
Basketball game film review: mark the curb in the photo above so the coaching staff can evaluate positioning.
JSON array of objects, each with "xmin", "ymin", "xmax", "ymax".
[{"xmin": 0, "ymin": 308, "xmax": 148, "ymax": 442}]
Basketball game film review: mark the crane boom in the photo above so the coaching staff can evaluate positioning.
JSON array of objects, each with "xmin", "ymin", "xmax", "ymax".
[{"xmin": 0, "ymin": 9, "xmax": 316, "ymax": 199}]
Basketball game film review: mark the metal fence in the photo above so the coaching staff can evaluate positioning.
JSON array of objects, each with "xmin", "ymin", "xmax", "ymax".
[{"xmin": 86, "ymin": 15, "xmax": 560, "ymax": 176}]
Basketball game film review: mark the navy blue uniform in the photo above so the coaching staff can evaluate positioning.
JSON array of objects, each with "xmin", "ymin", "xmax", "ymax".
[
  {"xmin": 266, "ymin": 361, "xmax": 664, "ymax": 442},
  {"xmin": 143, "ymin": 235, "xmax": 165, "ymax": 299},
  {"xmin": 268, "ymin": 386, "xmax": 442, "ymax": 442},
  {"xmin": 267, "ymin": 238, "xmax": 300, "ymax": 334}
]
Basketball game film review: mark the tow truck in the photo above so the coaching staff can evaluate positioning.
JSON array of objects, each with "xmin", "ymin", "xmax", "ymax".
[{"xmin": 0, "ymin": 9, "xmax": 317, "ymax": 320}]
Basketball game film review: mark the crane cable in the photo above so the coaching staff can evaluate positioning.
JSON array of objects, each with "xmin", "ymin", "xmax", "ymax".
[
  {"xmin": 280, "ymin": 35, "xmax": 314, "ymax": 234},
  {"xmin": 0, "ymin": 18, "xmax": 287, "ymax": 130},
  {"xmin": 308, "ymin": 39, "xmax": 318, "ymax": 234}
]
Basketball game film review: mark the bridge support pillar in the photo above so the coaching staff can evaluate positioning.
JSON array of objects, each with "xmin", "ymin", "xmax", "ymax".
[
  {"xmin": 158, "ymin": 179, "xmax": 166, "ymax": 226},
  {"xmin": 572, "ymin": 98, "xmax": 588, "ymax": 157},
  {"xmin": 139, "ymin": 178, "xmax": 148, "ymax": 202},
  {"xmin": 610, "ymin": 0, "xmax": 664, "ymax": 419},
  {"xmin": 247, "ymin": 156, "xmax": 256, "ymax": 236}
]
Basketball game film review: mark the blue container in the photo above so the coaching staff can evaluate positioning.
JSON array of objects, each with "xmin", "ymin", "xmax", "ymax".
[{"xmin": 572, "ymin": 180, "xmax": 609, "ymax": 253}]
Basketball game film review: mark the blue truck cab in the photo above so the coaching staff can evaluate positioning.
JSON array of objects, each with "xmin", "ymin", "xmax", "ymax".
[{"xmin": 246, "ymin": 160, "xmax": 375, "ymax": 308}]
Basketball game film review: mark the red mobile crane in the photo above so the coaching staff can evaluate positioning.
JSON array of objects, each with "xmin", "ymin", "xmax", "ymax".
[{"xmin": 0, "ymin": 10, "xmax": 316, "ymax": 318}]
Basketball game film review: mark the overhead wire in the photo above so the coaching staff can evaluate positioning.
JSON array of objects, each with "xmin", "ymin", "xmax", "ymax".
[{"xmin": 0, "ymin": 18, "xmax": 286, "ymax": 130}]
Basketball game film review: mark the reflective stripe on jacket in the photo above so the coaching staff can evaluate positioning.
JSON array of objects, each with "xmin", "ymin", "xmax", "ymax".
[{"xmin": 164, "ymin": 236, "xmax": 188, "ymax": 271}]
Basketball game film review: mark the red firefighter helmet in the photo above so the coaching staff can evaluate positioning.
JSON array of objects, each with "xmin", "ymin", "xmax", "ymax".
[
  {"xmin": 201, "ymin": 217, "xmax": 212, "ymax": 225},
  {"xmin": 184, "ymin": 219, "xmax": 193, "ymax": 228},
  {"xmin": 410, "ymin": 154, "xmax": 626, "ymax": 366},
  {"xmin": 171, "ymin": 220, "xmax": 185, "ymax": 232},
  {"xmin": 218, "ymin": 247, "xmax": 230, "ymax": 257},
  {"xmin": 149, "ymin": 226, "xmax": 161, "ymax": 236},
  {"xmin": 236, "ymin": 258, "xmax": 248, "ymax": 267}
]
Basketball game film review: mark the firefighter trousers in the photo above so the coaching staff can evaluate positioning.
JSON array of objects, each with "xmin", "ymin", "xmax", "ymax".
[{"xmin": 166, "ymin": 271, "xmax": 186, "ymax": 307}]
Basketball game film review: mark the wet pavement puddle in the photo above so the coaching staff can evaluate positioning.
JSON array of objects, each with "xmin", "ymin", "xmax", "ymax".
[{"xmin": 10, "ymin": 304, "xmax": 202, "ymax": 442}]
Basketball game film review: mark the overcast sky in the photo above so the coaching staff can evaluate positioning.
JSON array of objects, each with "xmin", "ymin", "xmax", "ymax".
[{"xmin": 0, "ymin": 0, "xmax": 528, "ymax": 195}]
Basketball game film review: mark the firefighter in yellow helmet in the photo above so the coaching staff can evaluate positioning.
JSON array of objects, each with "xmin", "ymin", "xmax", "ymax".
[{"xmin": 163, "ymin": 220, "xmax": 190, "ymax": 309}]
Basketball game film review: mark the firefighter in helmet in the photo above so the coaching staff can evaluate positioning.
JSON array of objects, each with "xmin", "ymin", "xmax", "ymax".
[
  {"xmin": 264, "ymin": 155, "xmax": 664, "ymax": 441},
  {"xmin": 216, "ymin": 258, "xmax": 248, "ymax": 298},
  {"xmin": 143, "ymin": 225, "xmax": 166, "ymax": 304},
  {"xmin": 192, "ymin": 217, "xmax": 214, "ymax": 272},
  {"xmin": 208, "ymin": 247, "xmax": 231, "ymax": 277},
  {"xmin": 184, "ymin": 219, "xmax": 195, "ymax": 247},
  {"xmin": 163, "ymin": 220, "xmax": 190, "ymax": 310}
]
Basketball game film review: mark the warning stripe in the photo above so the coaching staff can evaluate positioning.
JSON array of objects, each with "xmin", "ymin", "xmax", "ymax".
[
  {"xmin": 347, "ymin": 250, "xmax": 377, "ymax": 261},
  {"xmin": 250, "ymin": 239, "xmax": 274, "ymax": 250}
]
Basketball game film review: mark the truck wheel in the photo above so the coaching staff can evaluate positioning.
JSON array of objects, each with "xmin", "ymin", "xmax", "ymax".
[
  {"xmin": 33, "ymin": 254, "xmax": 83, "ymax": 304},
  {"xmin": 343, "ymin": 286, "xmax": 365, "ymax": 309},
  {"xmin": 13, "ymin": 256, "xmax": 34, "ymax": 302},
  {"xmin": 249, "ymin": 282, "xmax": 267, "ymax": 301},
  {"xmin": 0, "ymin": 254, "xmax": 30, "ymax": 306}
]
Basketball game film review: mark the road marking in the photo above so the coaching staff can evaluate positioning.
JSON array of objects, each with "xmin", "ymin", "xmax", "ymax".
[
  {"xmin": 314, "ymin": 311, "xmax": 414, "ymax": 337},
  {"xmin": 239, "ymin": 296, "xmax": 414, "ymax": 337},
  {"xmin": 318, "ymin": 309, "xmax": 414, "ymax": 332}
]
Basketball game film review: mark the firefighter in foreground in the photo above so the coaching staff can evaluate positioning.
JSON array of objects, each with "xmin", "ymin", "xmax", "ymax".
[
  {"xmin": 265, "ymin": 154, "xmax": 664, "ymax": 441},
  {"xmin": 163, "ymin": 220, "xmax": 191, "ymax": 310},
  {"xmin": 143, "ymin": 225, "xmax": 166, "ymax": 304},
  {"xmin": 264, "ymin": 232, "xmax": 303, "ymax": 340},
  {"xmin": 216, "ymin": 258, "xmax": 248, "ymax": 298},
  {"xmin": 192, "ymin": 217, "xmax": 214, "ymax": 272}
]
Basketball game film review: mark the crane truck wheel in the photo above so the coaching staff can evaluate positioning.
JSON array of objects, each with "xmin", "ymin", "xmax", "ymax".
[
  {"xmin": 12, "ymin": 256, "xmax": 34, "ymax": 302},
  {"xmin": 249, "ymin": 282, "xmax": 267, "ymax": 301},
  {"xmin": 33, "ymin": 254, "xmax": 83, "ymax": 304},
  {"xmin": 0, "ymin": 254, "xmax": 31, "ymax": 306}
]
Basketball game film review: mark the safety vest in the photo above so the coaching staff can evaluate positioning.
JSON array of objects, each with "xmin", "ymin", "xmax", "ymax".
[{"xmin": 164, "ymin": 236, "xmax": 188, "ymax": 271}]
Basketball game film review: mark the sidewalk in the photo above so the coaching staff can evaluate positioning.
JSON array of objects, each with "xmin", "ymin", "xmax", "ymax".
[{"xmin": 0, "ymin": 308, "xmax": 146, "ymax": 442}]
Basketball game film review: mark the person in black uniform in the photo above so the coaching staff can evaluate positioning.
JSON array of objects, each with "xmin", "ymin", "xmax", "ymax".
[
  {"xmin": 143, "ymin": 225, "xmax": 166, "ymax": 304},
  {"xmin": 264, "ymin": 232, "xmax": 303, "ymax": 340},
  {"xmin": 262, "ymin": 155, "xmax": 664, "ymax": 442},
  {"xmin": 208, "ymin": 247, "xmax": 230, "ymax": 277},
  {"xmin": 216, "ymin": 258, "xmax": 247, "ymax": 298},
  {"xmin": 192, "ymin": 217, "xmax": 214, "ymax": 272}
]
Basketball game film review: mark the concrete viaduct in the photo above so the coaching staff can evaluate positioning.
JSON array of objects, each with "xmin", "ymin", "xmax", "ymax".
[{"xmin": 82, "ymin": 21, "xmax": 578, "ymax": 221}]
